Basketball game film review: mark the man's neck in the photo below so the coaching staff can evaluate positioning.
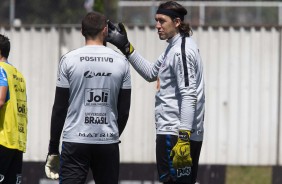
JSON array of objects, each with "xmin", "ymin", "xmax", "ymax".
[
  {"xmin": 0, "ymin": 57, "xmax": 7, "ymax": 62},
  {"xmin": 85, "ymin": 39, "xmax": 104, "ymax": 46}
]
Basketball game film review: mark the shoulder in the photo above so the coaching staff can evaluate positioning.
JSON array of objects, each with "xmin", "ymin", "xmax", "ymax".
[
  {"xmin": 62, "ymin": 47, "xmax": 82, "ymax": 59},
  {"xmin": 104, "ymin": 47, "xmax": 127, "ymax": 60},
  {"xmin": 170, "ymin": 37, "xmax": 199, "ymax": 62},
  {"xmin": 174, "ymin": 36, "xmax": 199, "ymax": 58},
  {"xmin": 0, "ymin": 62, "xmax": 15, "ymax": 72},
  {"xmin": 58, "ymin": 47, "xmax": 84, "ymax": 66},
  {"xmin": 0, "ymin": 61, "xmax": 12, "ymax": 66},
  {"xmin": 170, "ymin": 44, "xmax": 182, "ymax": 58},
  {"xmin": 185, "ymin": 37, "xmax": 199, "ymax": 51},
  {"xmin": 0, "ymin": 66, "xmax": 7, "ymax": 77},
  {"xmin": 104, "ymin": 47, "xmax": 129, "ymax": 67}
]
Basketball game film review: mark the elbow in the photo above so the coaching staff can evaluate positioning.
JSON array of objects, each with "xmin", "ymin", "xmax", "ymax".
[
  {"xmin": 191, "ymin": 94, "xmax": 198, "ymax": 104},
  {"xmin": 145, "ymin": 76, "xmax": 157, "ymax": 83},
  {"xmin": 187, "ymin": 89, "xmax": 197, "ymax": 100},
  {"xmin": 182, "ymin": 93, "xmax": 197, "ymax": 103},
  {"xmin": 146, "ymin": 78, "xmax": 154, "ymax": 82}
]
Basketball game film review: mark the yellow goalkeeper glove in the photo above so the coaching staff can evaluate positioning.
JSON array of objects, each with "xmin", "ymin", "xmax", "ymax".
[{"xmin": 170, "ymin": 130, "xmax": 192, "ymax": 169}]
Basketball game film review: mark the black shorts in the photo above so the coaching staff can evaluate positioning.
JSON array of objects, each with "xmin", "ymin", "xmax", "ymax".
[
  {"xmin": 0, "ymin": 145, "xmax": 23, "ymax": 184},
  {"xmin": 60, "ymin": 141, "xmax": 119, "ymax": 184},
  {"xmin": 156, "ymin": 134, "xmax": 202, "ymax": 184}
]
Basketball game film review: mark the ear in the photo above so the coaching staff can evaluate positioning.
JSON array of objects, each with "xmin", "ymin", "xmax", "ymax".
[
  {"xmin": 173, "ymin": 18, "xmax": 181, "ymax": 28},
  {"xmin": 102, "ymin": 26, "xmax": 108, "ymax": 37},
  {"xmin": 81, "ymin": 28, "xmax": 85, "ymax": 37}
]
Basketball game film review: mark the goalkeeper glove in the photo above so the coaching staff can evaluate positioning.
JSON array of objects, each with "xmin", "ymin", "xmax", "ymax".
[
  {"xmin": 106, "ymin": 20, "xmax": 134, "ymax": 57},
  {"xmin": 170, "ymin": 130, "xmax": 192, "ymax": 169},
  {"xmin": 45, "ymin": 154, "xmax": 60, "ymax": 180}
]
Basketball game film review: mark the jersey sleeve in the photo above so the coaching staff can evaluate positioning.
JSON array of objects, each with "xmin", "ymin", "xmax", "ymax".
[
  {"xmin": 172, "ymin": 47, "xmax": 197, "ymax": 130},
  {"xmin": 127, "ymin": 51, "xmax": 163, "ymax": 82},
  {"xmin": 56, "ymin": 56, "xmax": 70, "ymax": 88},
  {"xmin": 117, "ymin": 88, "xmax": 131, "ymax": 136},
  {"xmin": 49, "ymin": 87, "xmax": 69, "ymax": 154},
  {"xmin": 0, "ymin": 67, "xmax": 8, "ymax": 87},
  {"xmin": 121, "ymin": 60, "xmax": 131, "ymax": 89}
]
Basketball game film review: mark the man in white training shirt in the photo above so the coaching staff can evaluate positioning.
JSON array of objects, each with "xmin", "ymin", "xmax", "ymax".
[
  {"xmin": 45, "ymin": 12, "xmax": 131, "ymax": 184},
  {"xmin": 107, "ymin": 1, "xmax": 205, "ymax": 183}
]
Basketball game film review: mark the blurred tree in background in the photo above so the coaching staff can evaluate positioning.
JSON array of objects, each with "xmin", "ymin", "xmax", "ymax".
[
  {"xmin": 0, "ymin": 0, "xmax": 118, "ymax": 25},
  {"xmin": 94, "ymin": 0, "xmax": 105, "ymax": 13},
  {"xmin": 16, "ymin": 0, "xmax": 88, "ymax": 24},
  {"xmin": 0, "ymin": 0, "xmax": 280, "ymax": 26},
  {"xmin": 0, "ymin": 1, "xmax": 10, "ymax": 26}
]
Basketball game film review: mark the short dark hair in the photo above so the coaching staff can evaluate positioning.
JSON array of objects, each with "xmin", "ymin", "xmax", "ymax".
[
  {"xmin": 158, "ymin": 1, "xmax": 192, "ymax": 37},
  {"xmin": 81, "ymin": 12, "xmax": 107, "ymax": 39},
  {"xmin": 0, "ymin": 34, "xmax": 10, "ymax": 58}
]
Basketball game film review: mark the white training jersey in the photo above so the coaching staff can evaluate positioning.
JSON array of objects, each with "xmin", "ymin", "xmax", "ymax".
[
  {"xmin": 57, "ymin": 45, "xmax": 131, "ymax": 144},
  {"xmin": 128, "ymin": 34, "xmax": 205, "ymax": 141}
]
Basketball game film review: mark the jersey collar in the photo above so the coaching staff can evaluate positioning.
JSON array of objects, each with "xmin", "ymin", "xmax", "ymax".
[{"xmin": 167, "ymin": 33, "xmax": 181, "ymax": 47}]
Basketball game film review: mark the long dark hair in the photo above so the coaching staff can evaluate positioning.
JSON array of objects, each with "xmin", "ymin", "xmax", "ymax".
[{"xmin": 158, "ymin": 1, "xmax": 193, "ymax": 37}]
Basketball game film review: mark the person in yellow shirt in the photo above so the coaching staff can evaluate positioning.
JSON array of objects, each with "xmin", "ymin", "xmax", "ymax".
[{"xmin": 0, "ymin": 34, "xmax": 28, "ymax": 184}]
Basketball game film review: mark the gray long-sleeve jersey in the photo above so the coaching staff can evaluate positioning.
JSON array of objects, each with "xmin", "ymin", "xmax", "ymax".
[{"xmin": 128, "ymin": 34, "xmax": 205, "ymax": 141}]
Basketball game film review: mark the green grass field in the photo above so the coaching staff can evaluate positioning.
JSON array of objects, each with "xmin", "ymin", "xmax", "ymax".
[{"xmin": 226, "ymin": 166, "xmax": 272, "ymax": 184}]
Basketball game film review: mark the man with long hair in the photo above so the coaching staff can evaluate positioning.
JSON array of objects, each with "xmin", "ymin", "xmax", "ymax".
[{"xmin": 107, "ymin": 1, "xmax": 205, "ymax": 183}]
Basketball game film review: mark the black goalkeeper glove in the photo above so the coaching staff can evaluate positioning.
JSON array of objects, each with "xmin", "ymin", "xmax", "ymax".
[{"xmin": 106, "ymin": 20, "xmax": 134, "ymax": 57}]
